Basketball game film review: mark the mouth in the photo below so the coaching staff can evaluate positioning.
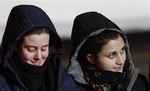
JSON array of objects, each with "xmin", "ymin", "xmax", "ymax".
[
  {"xmin": 115, "ymin": 67, "xmax": 123, "ymax": 72},
  {"xmin": 30, "ymin": 61, "xmax": 41, "ymax": 66}
]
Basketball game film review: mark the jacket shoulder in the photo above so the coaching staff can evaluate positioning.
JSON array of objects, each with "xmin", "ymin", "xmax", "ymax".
[
  {"xmin": 75, "ymin": 81, "xmax": 94, "ymax": 91},
  {"xmin": 0, "ymin": 74, "xmax": 11, "ymax": 91},
  {"xmin": 132, "ymin": 74, "xmax": 149, "ymax": 91},
  {"xmin": 58, "ymin": 64, "xmax": 80, "ymax": 91}
]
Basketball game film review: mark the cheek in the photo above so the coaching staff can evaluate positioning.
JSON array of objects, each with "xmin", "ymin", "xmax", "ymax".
[
  {"xmin": 96, "ymin": 57, "xmax": 114, "ymax": 70},
  {"xmin": 42, "ymin": 50, "xmax": 49, "ymax": 58},
  {"xmin": 124, "ymin": 51, "xmax": 127, "ymax": 60},
  {"xmin": 123, "ymin": 53, "xmax": 126, "ymax": 64},
  {"xmin": 20, "ymin": 50, "xmax": 34, "ymax": 61}
]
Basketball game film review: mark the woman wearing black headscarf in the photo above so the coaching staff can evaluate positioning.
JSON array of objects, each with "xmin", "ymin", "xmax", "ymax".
[
  {"xmin": 67, "ymin": 12, "xmax": 149, "ymax": 91},
  {"xmin": 0, "ymin": 5, "xmax": 79, "ymax": 91}
]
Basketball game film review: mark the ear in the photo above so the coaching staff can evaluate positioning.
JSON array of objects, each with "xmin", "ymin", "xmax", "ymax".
[{"xmin": 86, "ymin": 54, "xmax": 95, "ymax": 64}]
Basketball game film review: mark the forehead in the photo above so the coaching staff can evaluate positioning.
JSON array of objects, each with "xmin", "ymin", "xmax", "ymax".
[
  {"xmin": 101, "ymin": 36, "xmax": 125, "ymax": 53},
  {"xmin": 23, "ymin": 33, "xmax": 49, "ymax": 46}
]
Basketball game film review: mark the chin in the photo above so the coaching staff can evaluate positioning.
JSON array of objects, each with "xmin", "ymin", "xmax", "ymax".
[
  {"xmin": 28, "ymin": 62, "xmax": 42, "ymax": 66},
  {"xmin": 33, "ymin": 63, "xmax": 43, "ymax": 66},
  {"xmin": 117, "ymin": 70, "xmax": 123, "ymax": 73}
]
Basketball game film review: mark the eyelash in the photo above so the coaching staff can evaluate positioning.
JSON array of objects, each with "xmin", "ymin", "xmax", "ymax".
[
  {"xmin": 41, "ymin": 47, "xmax": 47, "ymax": 51},
  {"xmin": 108, "ymin": 53, "xmax": 115, "ymax": 58},
  {"xmin": 28, "ymin": 48, "xmax": 35, "ymax": 52},
  {"xmin": 121, "ymin": 49, "xmax": 125, "ymax": 54},
  {"xmin": 108, "ymin": 47, "xmax": 126, "ymax": 58},
  {"xmin": 27, "ymin": 47, "xmax": 48, "ymax": 52}
]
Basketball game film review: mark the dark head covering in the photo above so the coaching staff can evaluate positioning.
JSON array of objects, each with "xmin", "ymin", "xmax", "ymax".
[
  {"xmin": 0, "ymin": 5, "xmax": 63, "ymax": 66},
  {"xmin": 0, "ymin": 5, "xmax": 64, "ymax": 91},
  {"xmin": 68, "ymin": 12, "xmax": 137, "ymax": 90},
  {"xmin": 70, "ymin": 12, "xmax": 121, "ymax": 57}
]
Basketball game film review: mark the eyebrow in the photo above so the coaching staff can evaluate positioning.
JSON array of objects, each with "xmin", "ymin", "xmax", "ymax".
[
  {"xmin": 122, "ymin": 45, "xmax": 127, "ymax": 50},
  {"xmin": 108, "ymin": 45, "xmax": 127, "ymax": 54},
  {"xmin": 25, "ymin": 44, "xmax": 49, "ymax": 48},
  {"xmin": 42, "ymin": 45, "xmax": 49, "ymax": 47}
]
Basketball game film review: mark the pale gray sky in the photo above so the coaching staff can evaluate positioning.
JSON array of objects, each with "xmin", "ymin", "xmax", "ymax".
[{"xmin": 0, "ymin": 0, "xmax": 150, "ymax": 38}]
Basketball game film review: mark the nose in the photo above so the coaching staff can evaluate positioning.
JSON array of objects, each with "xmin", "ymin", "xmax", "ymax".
[
  {"xmin": 116, "ymin": 54, "xmax": 124, "ymax": 65},
  {"xmin": 35, "ymin": 50, "xmax": 42, "ymax": 60}
]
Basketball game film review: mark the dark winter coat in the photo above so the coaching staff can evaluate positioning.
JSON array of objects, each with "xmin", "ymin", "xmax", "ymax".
[
  {"xmin": 0, "ymin": 5, "xmax": 79, "ymax": 91},
  {"xmin": 67, "ymin": 12, "xmax": 149, "ymax": 91}
]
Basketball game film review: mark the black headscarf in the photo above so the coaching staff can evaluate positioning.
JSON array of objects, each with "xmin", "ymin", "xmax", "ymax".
[
  {"xmin": 0, "ymin": 5, "xmax": 63, "ymax": 67},
  {"xmin": 11, "ymin": 53, "xmax": 56, "ymax": 91}
]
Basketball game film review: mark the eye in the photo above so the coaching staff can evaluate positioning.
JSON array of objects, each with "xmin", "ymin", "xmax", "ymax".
[
  {"xmin": 27, "ymin": 47, "xmax": 36, "ymax": 52},
  {"xmin": 108, "ymin": 52, "xmax": 116, "ymax": 58},
  {"xmin": 120, "ymin": 46, "xmax": 126, "ymax": 54},
  {"xmin": 41, "ymin": 46, "xmax": 48, "ymax": 51},
  {"xmin": 120, "ymin": 49, "xmax": 124, "ymax": 54}
]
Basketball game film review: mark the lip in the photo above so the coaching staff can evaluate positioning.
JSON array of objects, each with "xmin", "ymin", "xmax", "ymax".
[
  {"xmin": 31, "ymin": 60, "xmax": 38, "ymax": 63},
  {"xmin": 115, "ymin": 67, "xmax": 123, "ymax": 72},
  {"xmin": 115, "ymin": 66, "xmax": 123, "ymax": 70},
  {"xmin": 31, "ymin": 60, "xmax": 41, "ymax": 65}
]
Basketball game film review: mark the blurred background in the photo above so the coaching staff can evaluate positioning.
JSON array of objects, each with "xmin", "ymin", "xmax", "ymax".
[{"xmin": 0, "ymin": 0, "xmax": 149, "ymax": 81}]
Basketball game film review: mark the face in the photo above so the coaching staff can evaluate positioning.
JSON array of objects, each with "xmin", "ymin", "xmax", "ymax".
[
  {"xmin": 87, "ymin": 35, "xmax": 126, "ymax": 73},
  {"xmin": 19, "ymin": 33, "xmax": 49, "ymax": 66}
]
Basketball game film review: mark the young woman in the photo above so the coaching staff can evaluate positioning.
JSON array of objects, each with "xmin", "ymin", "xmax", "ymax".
[
  {"xmin": 67, "ymin": 12, "xmax": 149, "ymax": 91},
  {"xmin": 0, "ymin": 5, "xmax": 79, "ymax": 91}
]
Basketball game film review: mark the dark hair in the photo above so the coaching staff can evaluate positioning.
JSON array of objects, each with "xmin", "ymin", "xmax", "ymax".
[
  {"xmin": 24, "ymin": 27, "xmax": 50, "ymax": 36},
  {"xmin": 77, "ymin": 30, "xmax": 125, "ymax": 69},
  {"xmin": 17, "ymin": 27, "xmax": 50, "ymax": 48}
]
